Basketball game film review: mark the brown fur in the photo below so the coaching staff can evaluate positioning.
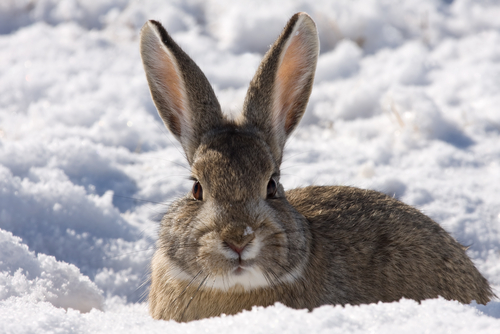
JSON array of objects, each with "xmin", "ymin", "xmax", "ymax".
[{"xmin": 140, "ymin": 13, "xmax": 495, "ymax": 322}]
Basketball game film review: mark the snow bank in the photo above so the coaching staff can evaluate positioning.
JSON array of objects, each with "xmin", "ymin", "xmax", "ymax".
[
  {"xmin": 1, "ymin": 298, "xmax": 499, "ymax": 334},
  {"xmin": 0, "ymin": 229, "xmax": 103, "ymax": 312}
]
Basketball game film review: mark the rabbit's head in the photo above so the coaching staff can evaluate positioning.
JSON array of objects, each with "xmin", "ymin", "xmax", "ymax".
[{"xmin": 141, "ymin": 13, "xmax": 319, "ymax": 291}]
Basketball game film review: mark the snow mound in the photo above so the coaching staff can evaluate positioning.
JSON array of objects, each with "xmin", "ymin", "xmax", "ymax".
[
  {"xmin": 1, "ymin": 298, "xmax": 500, "ymax": 333},
  {"xmin": 0, "ymin": 229, "xmax": 104, "ymax": 313}
]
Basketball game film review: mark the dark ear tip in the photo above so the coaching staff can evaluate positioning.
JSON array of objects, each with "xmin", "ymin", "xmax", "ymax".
[
  {"xmin": 291, "ymin": 12, "xmax": 313, "ymax": 22},
  {"xmin": 283, "ymin": 13, "xmax": 317, "ymax": 42},
  {"xmin": 142, "ymin": 20, "xmax": 164, "ymax": 33},
  {"xmin": 148, "ymin": 20, "xmax": 163, "ymax": 28},
  {"xmin": 295, "ymin": 12, "xmax": 309, "ymax": 17},
  {"xmin": 141, "ymin": 20, "xmax": 172, "ymax": 47}
]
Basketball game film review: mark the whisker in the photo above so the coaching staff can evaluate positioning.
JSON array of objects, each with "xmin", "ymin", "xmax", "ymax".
[
  {"xmin": 152, "ymin": 119, "xmax": 188, "ymax": 162},
  {"xmin": 137, "ymin": 272, "xmax": 153, "ymax": 303},
  {"xmin": 147, "ymin": 157, "xmax": 191, "ymax": 174},
  {"xmin": 221, "ymin": 272, "xmax": 229, "ymax": 292},
  {"xmin": 180, "ymin": 274, "xmax": 209, "ymax": 321},
  {"xmin": 264, "ymin": 244, "xmax": 308, "ymax": 252},
  {"xmin": 170, "ymin": 269, "xmax": 203, "ymax": 309},
  {"xmin": 209, "ymin": 274, "xmax": 218, "ymax": 291},
  {"xmin": 261, "ymin": 229, "xmax": 307, "ymax": 243},
  {"xmin": 102, "ymin": 248, "xmax": 156, "ymax": 260},
  {"xmin": 266, "ymin": 267, "xmax": 284, "ymax": 287},
  {"xmin": 190, "ymin": 217, "xmax": 213, "ymax": 235},
  {"xmin": 274, "ymin": 262, "xmax": 300, "ymax": 283},
  {"xmin": 113, "ymin": 194, "xmax": 168, "ymax": 205},
  {"xmin": 262, "ymin": 271, "xmax": 277, "ymax": 290},
  {"xmin": 158, "ymin": 244, "xmax": 202, "ymax": 252}
]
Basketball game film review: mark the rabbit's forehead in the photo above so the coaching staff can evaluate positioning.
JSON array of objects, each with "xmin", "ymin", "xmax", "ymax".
[{"xmin": 192, "ymin": 132, "xmax": 275, "ymax": 195}]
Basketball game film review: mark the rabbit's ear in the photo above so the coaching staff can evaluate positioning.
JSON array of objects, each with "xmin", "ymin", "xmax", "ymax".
[
  {"xmin": 242, "ymin": 13, "xmax": 319, "ymax": 163},
  {"xmin": 140, "ymin": 20, "xmax": 224, "ymax": 164}
]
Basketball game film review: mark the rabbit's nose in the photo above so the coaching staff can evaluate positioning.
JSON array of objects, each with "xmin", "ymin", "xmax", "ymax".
[
  {"xmin": 221, "ymin": 224, "xmax": 255, "ymax": 251},
  {"xmin": 224, "ymin": 237, "xmax": 253, "ymax": 256},
  {"xmin": 225, "ymin": 242, "xmax": 246, "ymax": 255}
]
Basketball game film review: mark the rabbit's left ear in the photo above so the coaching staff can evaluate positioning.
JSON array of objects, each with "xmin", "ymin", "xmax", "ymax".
[
  {"xmin": 140, "ymin": 20, "xmax": 224, "ymax": 164},
  {"xmin": 241, "ymin": 13, "xmax": 319, "ymax": 164}
]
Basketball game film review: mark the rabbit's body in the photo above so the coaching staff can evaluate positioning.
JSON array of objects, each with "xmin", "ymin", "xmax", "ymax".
[
  {"xmin": 141, "ymin": 13, "xmax": 494, "ymax": 322},
  {"xmin": 288, "ymin": 186, "xmax": 492, "ymax": 305},
  {"xmin": 149, "ymin": 180, "xmax": 492, "ymax": 321}
]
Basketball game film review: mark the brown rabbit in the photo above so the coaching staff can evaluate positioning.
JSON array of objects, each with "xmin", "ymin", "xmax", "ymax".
[{"xmin": 140, "ymin": 12, "xmax": 494, "ymax": 322}]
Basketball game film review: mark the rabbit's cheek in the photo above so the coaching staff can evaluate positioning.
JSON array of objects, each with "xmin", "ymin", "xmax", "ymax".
[
  {"xmin": 197, "ymin": 232, "xmax": 236, "ymax": 271},
  {"xmin": 162, "ymin": 257, "xmax": 193, "ymax": 282}
]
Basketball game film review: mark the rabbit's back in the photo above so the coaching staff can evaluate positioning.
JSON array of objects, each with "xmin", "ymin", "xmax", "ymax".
[{"xmin": 287, "ymin": 185, "xmax": 493, "ymax": 305}]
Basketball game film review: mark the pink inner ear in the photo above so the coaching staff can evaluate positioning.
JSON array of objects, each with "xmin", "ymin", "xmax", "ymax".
[
  {"xmin": 275, "ymin": 29, "xmax": 311, "ymax": 134},
  {"xmin": 156, "ymin": 44, "xmax": 188, "ymax": 136}
]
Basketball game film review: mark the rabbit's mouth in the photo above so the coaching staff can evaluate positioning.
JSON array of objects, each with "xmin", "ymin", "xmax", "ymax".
[
  {"xmin": 232, "ymin": 261, "xmax": 255, "ymax": 276},
  {"xmin": 233, "ymin": 266, "xmax": 245, "ymax": 276}
]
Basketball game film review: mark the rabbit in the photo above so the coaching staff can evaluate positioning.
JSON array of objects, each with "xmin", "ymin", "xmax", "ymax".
[{"xmin": 140, "ymin": 12, "xmax": 494, "ymax": 322}]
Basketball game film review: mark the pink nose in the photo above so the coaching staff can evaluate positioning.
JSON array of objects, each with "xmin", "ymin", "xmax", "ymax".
[{"xmin": 225, "ymin": 242, "xmax": 246, "ymax": 255}]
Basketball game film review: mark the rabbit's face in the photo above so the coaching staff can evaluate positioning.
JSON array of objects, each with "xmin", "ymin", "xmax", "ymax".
[
  {"xmin": 144, "ymin": 12, "xmax": 319, "ymax": 295},
  {"xmin": 159, "ymin": 128, "xmax": 310, "ymax": 291}
]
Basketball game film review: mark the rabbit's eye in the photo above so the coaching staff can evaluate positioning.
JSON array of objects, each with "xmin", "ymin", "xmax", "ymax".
[
  {"xmin": 192, "ymin": 181, "xmax": 203, "ymax": 201},
  {"xmin": 267, "ymin": 178, "xmax": 277, "ymax": 198}
]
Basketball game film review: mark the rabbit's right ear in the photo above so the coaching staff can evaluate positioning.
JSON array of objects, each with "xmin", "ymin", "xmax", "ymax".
[
  {"xmin": 140, "ymin": 20, "xmax": 224, "ymax": 164},
  {"xmin": 241, "ymin": 13, "xmax": 319, "ymax": 164}
]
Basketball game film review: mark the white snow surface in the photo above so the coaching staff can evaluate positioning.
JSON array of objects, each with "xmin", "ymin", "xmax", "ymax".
[{"xmin": 1, "ymin": 0, "xmax": 500, "ymax": 332}]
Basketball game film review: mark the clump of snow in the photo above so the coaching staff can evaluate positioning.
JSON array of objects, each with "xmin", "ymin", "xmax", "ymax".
[
  {"xmin": 315, "ymin": 40, "xmax": 362, "ymax": 83},
  {"xmin": 381, "ymin": 86, "xmax": 473, "ymax": 147},
  {"xmin": 1, "ymin": 0, "xmax": 500, "ymax": 332},
  {"xmin": 0, "ymin": 0, "xmax": 129, "ymax": 34},
  {"xmin": 0, "ymin": 229, "xmax": 104, "ymax": 312}
]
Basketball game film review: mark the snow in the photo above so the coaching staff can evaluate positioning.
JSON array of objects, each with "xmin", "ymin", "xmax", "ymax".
[
  {"xmin": 0, "ymin": 0, "xmax": 499, "ymax": 332},
  {"xmin": 0, "ymin": 229, "xmax": 104, "ymax": 313}
]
